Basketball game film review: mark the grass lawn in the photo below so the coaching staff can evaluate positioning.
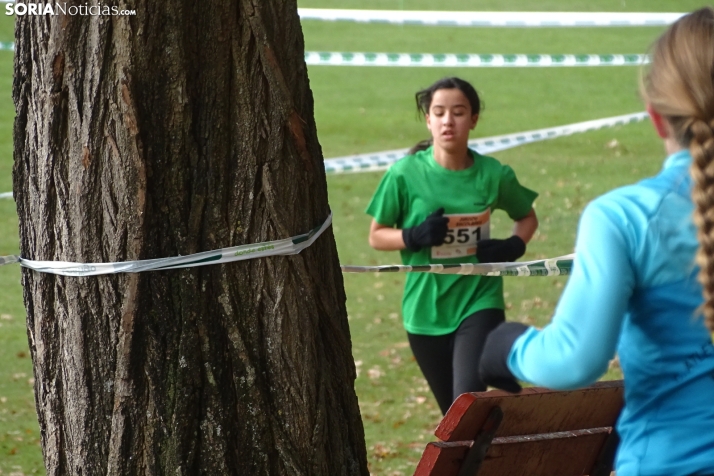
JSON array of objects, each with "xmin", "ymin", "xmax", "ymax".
[{"xmin": 0, "ymin": 1, "xmax": 702, "ymax": 474}]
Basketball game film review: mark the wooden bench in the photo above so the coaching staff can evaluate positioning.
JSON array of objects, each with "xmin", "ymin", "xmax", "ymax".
[{"xmin": 414, "ymin": 380, "xmax": 624, "ymax": 476}]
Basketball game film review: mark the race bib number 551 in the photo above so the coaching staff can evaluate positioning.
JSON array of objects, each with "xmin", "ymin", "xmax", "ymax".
[{"xmin": 431, "ymin": 210, "xmax": 491, "ymax": 259}]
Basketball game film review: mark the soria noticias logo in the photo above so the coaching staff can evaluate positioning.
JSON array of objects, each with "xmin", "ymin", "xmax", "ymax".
[{"xmin": 4, "ymin": 2, "xmax": 136, "ymax": 16}]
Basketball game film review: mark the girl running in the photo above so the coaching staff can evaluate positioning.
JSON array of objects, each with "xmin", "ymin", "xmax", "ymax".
[{"xmin": 366, "ymin": 77, "xmax": 538, "ymax": 415}]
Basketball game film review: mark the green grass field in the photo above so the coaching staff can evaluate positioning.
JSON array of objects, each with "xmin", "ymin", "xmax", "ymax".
[{"xmin": 0, "ymin": 1, "xmax": 706, "ymax": 474}]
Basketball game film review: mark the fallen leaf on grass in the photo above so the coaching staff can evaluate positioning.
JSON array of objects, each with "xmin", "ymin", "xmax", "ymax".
[
  {"xmin": 370, "ymin": 443, "xmax": 396, "ymax": 460},
  {"xmin": 518, "ymin": 315, "xmax": 535, "ymax": 325},
  {"xmin": 364, "ymin": 413, "xmax": 382, "ymax": 423},
  {"xmin": 368, "ymin": 367, "xmax": 383, "ymax": 380}
]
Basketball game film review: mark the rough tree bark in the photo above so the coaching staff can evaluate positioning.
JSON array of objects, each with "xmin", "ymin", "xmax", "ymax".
[{"xmin": 12, "ymin": 1, "xmax": 368, "ymax": 474}]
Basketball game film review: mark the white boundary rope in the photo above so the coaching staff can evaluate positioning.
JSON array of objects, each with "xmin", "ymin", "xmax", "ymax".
[
  {"xmin": 324, "ymin": 111, "xmax": 648, "ymax": 174},
  {"xmin": 0, "ymin": 214, "xmax": 332, "ymax": 276},
  {"xmin": 341, "ymin": 254, "xmax": 574, "ymax": 276},
  {"xmin": 0, "ymin": 247, "xmax": 574, "ymax": 278},
  {"xmin": 304, "ymin": 52, "xmax": 649, "ymax": 68},
  {"xmin": 298, "ymin": 9, "xmax": 684, "ymax": 27}
]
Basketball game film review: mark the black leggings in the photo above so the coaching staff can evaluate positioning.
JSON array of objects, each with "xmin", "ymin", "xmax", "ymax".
[{"xmin": 407, "ymin": 308, "xmax": 505, "ymax": 415}]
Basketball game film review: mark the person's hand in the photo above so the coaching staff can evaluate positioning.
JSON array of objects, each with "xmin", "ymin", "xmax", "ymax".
[
  {"xmin": 402, "ymin": 208, "xmax": 449, "ymax": 252},
  {"xmin": 476, "ymin": 235, "xmax": 526, "ymax": 263},
  {"xmin": 479, "ymin": 322, "xmax": 530, "ymax": 393}
]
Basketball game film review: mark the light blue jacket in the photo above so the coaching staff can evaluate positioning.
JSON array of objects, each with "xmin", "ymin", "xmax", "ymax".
[{"xmin": 509, "ymin": 150, "xmax": 714, "ymax": 476}]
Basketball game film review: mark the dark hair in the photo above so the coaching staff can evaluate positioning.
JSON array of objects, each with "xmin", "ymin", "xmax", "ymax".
[
  {"xmin": 415, "ymin": 77, "xmax": 482, "ymax": 116},
  {"xmin": 409, "ymin": 77, "xmax": 482, "ymax": 154}
]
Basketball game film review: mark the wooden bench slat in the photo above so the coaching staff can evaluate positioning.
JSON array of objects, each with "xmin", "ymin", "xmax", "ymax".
[
  {"xmin": 414, "ymin": 427, "xmax": 613, "ymax": 476},
  {"xmin": 436, "ymin": 380, "xmax": 623, "ymax": 441},
  {"xmin": 478, "ymin": 430, "xmax": 611, "ymax": 476},
  {"xmin": 414, "ymin": 442, "xmax": 469, "ymax": 476}
]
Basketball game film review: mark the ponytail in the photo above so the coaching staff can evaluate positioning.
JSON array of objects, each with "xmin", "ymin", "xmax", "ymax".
[{"xmin": 408, "ymin": 139, "xmax": 433, "ymax": 155}]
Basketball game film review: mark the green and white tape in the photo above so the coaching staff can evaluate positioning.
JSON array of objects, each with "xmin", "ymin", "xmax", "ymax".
[
  {"xmin": 341, "ymin": 254, "xmax": 574, "ymax": 276},
  {"xmin": 324, "ymin": 111, "xmax": 648, "ymax": 174},
  {"xmin": 0, "ymin": 192, "xmax": 12, "ymax": 199},
  {"xmin": 298, "ymin": 9, "xmax": 684, "ymax": 27},
  {"xmin": 0, "ymin": 214, "xmax": 332, "ymax": 276},
  {"xmin": 0, "ymin": 42, "xmax": 13, "ymax": 52},
  {"xmin": 305, "ymin": 52, "xmax": 649, "ymax": 68}
]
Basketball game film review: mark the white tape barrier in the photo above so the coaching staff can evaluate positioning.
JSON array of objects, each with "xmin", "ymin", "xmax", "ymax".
[
  {"xmin": 341, "ymin": 254, "xmax": 574, "ymax": 276},
  {"xmin": 0, "ymin": 42, "xmax": 13, "ymax": 52},
  {"xmin": 324, "ymin": 111, "xmax": 649, "ymax": 174},
  {"xmin": 0, "ymin": 247, "xmax": 574, "ymax": 278},
  {"xmin": 305, "ymin": 52, "xmax": 649, "ymax": 68},
  {"xmin": 0, "ymin": 192, "xmax": 11, "ymax": 199},
  {"xmin": 298, "ymin": 9, "xmax": 684, "ymax": 27},
  {"xmin": 0, "ymin": 214, "xmax": 332, "ymax": 276}
]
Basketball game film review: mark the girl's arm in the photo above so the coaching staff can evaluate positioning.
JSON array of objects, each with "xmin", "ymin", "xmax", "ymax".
[
  {"xmin": 507, "ymin": 201, "xmax": 633, "ymax": 389},
  {"xmin": 512, "ymin": 208, "xmax": 538, "ymax": 244},
  {"xmin": 368, "ymin": 219, "xmax": 407, "ymax": 251}
]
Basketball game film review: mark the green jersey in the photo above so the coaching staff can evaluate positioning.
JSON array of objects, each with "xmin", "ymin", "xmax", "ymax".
[{"xmin": 365, "ymin": 147, "xmax": 538, "ymax": 335}]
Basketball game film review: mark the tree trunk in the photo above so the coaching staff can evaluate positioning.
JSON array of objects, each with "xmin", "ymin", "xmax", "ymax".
[{"xmin": 12, "ymin": 1, "xmax": 368, "ymax": 474}]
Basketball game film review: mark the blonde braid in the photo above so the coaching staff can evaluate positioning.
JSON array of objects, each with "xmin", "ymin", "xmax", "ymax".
[
  {"xmin": 642, "ymin": 7, "xmax": 714, "ymax": 332},
  {"xmin": 689, "ymin": 119, "xmax": 714, "ymax": 331}
]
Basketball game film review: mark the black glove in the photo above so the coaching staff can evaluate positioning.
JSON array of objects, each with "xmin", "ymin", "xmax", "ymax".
[
  {"xmin": 402, "ymin": 208, "xmax": 449, "ymax": 252},
  {"xmin": 476, "ymin": 235, "xmax": 526, "ymax": 263},
  {"xmin": 479, "ymin": 322, "xmax": 530, "ymax": 393}
]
